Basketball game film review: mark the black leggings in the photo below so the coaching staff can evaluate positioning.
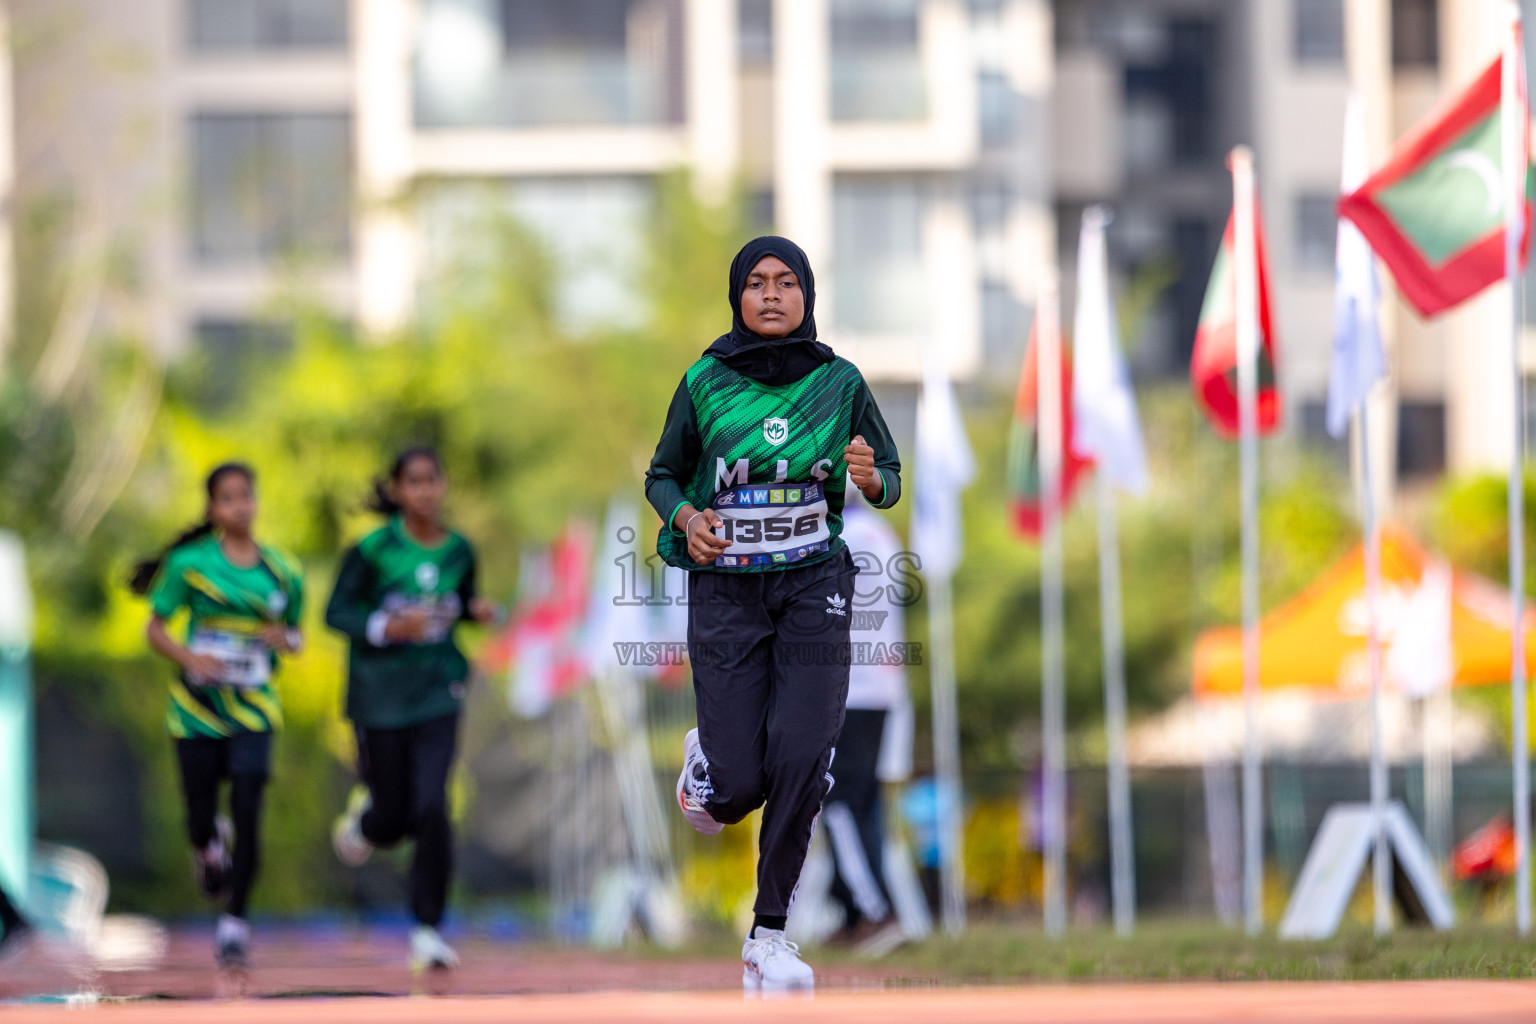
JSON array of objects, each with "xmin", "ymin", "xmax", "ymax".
[
  {"xmin": 355, "ymin": 713, "xmax": 459, "ymax": 928},
  {"xmin": 688, "ymin": 550, "xmax": 858, "ymax": 918},
  {"xmin": 175, "ymin": 732, "xmax": 271, "ymax": 920}
]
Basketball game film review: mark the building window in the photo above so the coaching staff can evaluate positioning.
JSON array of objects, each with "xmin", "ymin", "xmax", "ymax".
[
  {"xmin": 190, "ymin": 113, "xmax": 352, "ymax": 266},
  {"xmin": 830, "ymin": 0, "xmax": 926, "ymax": 122},
  {"xmin": 413, "ymin": 0, "xmax": 684, "ymax": 129},
  {"xmin": 1398, "ymin": 401, "xmax": 1446, "ymax": 478},
  {"xmin": 1294, "ymin": 0, "xmax": 1344, "ymax": 65},
  {"xmin": 1122, "ymin": 18, "xmax": 1216, "ymax": 172},
  {"xmin": 978, "ymin": 71, "xmax": 1021, "ymax": 148},
  {"xmin": 189, "ymin": 0, "xmax": 348, "ymax": 51},
  {"xmin": 1392, "ymin": 0, "xmax": 1439, "ymax": 70},
  {"xmin": 1294, "ymin": 194, "xmax": 1337, "ymax": 273},
  {"xmin": 740, "ymin": 0, "xmax": 773, "ymax": 68},
  {"xmin": 831, "ymin": 176, "xmax": 928, "ymax": 335}
]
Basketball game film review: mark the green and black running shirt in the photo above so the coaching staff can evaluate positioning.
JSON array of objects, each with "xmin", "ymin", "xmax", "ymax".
[
  {"xmin": 148, "ymin": 534, "xmax": 304, "ymax": 739},
  {"xmin": 325, "ymin": 517, "xmax": 480, "ymax": 729},
  {"xmin": 646, "ymin": 354, "xmax": 901, "ymax": 572}
]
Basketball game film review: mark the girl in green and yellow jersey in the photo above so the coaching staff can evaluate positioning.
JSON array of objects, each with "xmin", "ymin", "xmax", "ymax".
[
  {"xmin": 325, "ymin": 446, "xmax": 498, "ymax": 974},
  {"xmin": 132, "ymin": 462, "xmax": 303, "ymax": 971}
]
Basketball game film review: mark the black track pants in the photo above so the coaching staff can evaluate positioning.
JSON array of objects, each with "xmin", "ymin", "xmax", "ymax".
[
  {"xmin": 175, "ymin": 731, "xmax": 271, "ymax": 919},
  {"xmin": 688, "ymin": 548, "xmax": 858, "ymax": 917},
  {"xmin": 355, "ymin": 713, "xmax": 459, "ymax": 928}
]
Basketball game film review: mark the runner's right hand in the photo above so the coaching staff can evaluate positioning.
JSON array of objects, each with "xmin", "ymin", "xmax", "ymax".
[
  {"xmin": 687, "ymin": 508, "xmax": 731, "ymax": 565},
  {"xmin": 385, "ymin": 607, "xmax": 432, "ymax": 643},
  {"xmin": 183, "ymin": 652, "xmax": 226, "ymax": 684}
]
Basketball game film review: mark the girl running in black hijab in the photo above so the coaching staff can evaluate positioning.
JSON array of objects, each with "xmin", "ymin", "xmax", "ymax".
[{"xmin": 646, "ymin": 236, "xmax": 901, "ymax": 995}]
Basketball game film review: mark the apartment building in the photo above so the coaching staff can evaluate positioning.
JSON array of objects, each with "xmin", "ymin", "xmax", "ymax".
[
  {"xmin": 11, "ymin": 0, "xmax": 1534, "ymax": 483},
  {"xmin": 2, "ymin": 0, "xmax": 1055, "ymax": 395}
]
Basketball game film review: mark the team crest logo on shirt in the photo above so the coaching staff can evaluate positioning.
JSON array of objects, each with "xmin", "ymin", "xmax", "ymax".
[
  {"xmin": 415, "ymin": 562, "xmax": 440, "ymax": 591},
  {"xmin": 763, "ymin": 418, "xmax": 789, "ymax": 446}
]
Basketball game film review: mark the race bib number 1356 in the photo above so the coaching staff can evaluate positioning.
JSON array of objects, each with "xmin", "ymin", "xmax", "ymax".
[{"xmin": 711, "ymin": 482, "xmax": 831, "ymax": 568}]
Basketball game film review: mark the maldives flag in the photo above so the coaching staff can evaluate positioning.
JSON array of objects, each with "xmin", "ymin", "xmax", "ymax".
[
  {"xmin": 1008, "ymin": 322, "xmax": 1092, "ymax": 538},
  {"xmin": 1190, "ymin": 202, "xmax": 1282, "ymax": 439},
  {"xmin": 1338, "ymin": 52, "xmax": 1531, "ymax": 318}
]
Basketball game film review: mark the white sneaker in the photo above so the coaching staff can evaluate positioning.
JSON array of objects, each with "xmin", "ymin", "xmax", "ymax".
[
  {"xmin": 741, "ymin": 927, "xmax": 814, "ymax": 997},
  {"xmin": 677, "ymin": 728, "xmax": 723, "ymax": 836},
  {"xmin": 193, "ymin": 815, "xmax": 234, "ymax": 901},
  {"xmin": 331, "ymin": 785, "xmax": 374, "ymax": 867},
  {"xmin": 215, "ymin": 914, "xmax": 250, "ymax": 971},
  {"xmin": 409, "ymin": 924, "xmax": 459, "ymax": 973}
]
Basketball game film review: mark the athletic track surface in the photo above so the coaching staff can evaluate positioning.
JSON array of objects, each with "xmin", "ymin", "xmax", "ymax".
[{"xmin": 4, "ymin": 928, "xmax": 1536, "ymax": 1022}]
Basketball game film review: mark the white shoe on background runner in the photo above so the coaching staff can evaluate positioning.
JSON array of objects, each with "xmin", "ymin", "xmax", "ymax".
[
  {"xmin": 215, "ymin": 913, "xmax": 250, "ymax": 971},
  {"xmin": 409, "ymin": 924, "xmax": 459, "ymax": 973},
  {"xmin": 331, "ymin": 785, "xmax": 374, "ymax": 867},
  {"xmin": 193, "ymin": 815, "xmax": 234, "ymax": 901}
]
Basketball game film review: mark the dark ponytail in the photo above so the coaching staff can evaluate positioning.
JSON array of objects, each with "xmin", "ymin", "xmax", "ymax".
[
  {"xmin": 367, "ymin": 445, "xmax": 442, "ymax": 516},
  {"xmin": 129, "ymin": 462, "xmax": 255, "ymax": 595}
]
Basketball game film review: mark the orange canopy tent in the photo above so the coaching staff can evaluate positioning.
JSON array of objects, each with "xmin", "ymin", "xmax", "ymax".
[{"xmin": 1193, "ymin": 527, "xmax": 1536, "ymax": 700}]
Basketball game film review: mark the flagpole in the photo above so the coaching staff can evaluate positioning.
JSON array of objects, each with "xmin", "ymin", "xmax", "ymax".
[
  {"xmin": 929, "ymin": 568, "xmax": 967, "ymax": 935},
  {"xmin": 1361, "ymin": 405, "xmax": 1391, "ymax": 936},
  {"xmin": 1500, "ymin": 0, "xmax": 1530, "ymax": 938},
  {"xmin": 1231, "ymin": 145, "xmax": 1264, "ymax": 937},
  {"xmin": 1095, "ymin": 471, "xmax": 1135, "ymax": 935},
  {"xmin": 1038, "ymin": 271, "xmax": 1068, "ymax": 938},
  {"xmin": 915, "ymin": 340, "xmax": 975, "ymax": 938}
]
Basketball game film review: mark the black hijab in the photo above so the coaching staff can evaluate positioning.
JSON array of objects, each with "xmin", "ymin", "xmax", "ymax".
[{"xmin": 702, "ymin": 235, "xmax": 836, "ymax": 386}]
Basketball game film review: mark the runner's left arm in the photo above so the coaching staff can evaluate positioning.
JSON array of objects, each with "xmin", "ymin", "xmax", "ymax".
[
  {"xmin": 644, "ymin": 376, "xmax": 703, "ymax": 534},
  {"xmin": 851, "ymin": 374, "xmax": 902, "ymax": 510}
]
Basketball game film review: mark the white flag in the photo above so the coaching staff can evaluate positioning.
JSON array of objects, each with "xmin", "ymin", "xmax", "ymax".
[
  {"xmin": 1325, "ymin": 96, "xmax": 1386, "ymax": 439},
  {"xmin": 581, "ymin": 499, "xmax": 655, "ymax": 680},
  {"xmin": 1387, "ymin": 561, "xmax": 1455, "ymax": 699},
  {"xmin": 910, "ymin": 344, "xmax": 976, "ymax": 579},
  {"xmin": 1070, "ymin": 207, "xmax": 1149, "ymax": 495}
]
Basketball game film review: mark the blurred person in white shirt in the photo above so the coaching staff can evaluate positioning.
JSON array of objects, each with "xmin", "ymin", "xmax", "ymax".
[{"xmin": 824, "ymin": 486, "xmax": 914, "ymax": 951}]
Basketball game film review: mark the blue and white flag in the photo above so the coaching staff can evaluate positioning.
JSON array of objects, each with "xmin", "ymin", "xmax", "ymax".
[
  {"xmin": 1071, "ymin": 206, "xmax": 1149, "ymax": 495},
  {"xmin": 911, "ymin": 344, "xmax": 976, "ymax": 579},
  {"xmin": 1326, "ymin": 96, "xmax": 1387, "ymax": 439}
]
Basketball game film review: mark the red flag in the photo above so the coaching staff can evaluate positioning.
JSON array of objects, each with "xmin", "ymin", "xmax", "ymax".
[
  {"xmin": 1338, "ymin": 52, "xmax": 1532, "ymax": 318},
  {"xmin": 482, "ymin": 524, "xmax": 591, "ymax": 717},
  {"xmin": 1007, "ymin": 322, "xmax": 1092, "ymax": 538},
  {"xmin": 1190, "ymin": 195, "xmax": 1282, "ymax": 439}
]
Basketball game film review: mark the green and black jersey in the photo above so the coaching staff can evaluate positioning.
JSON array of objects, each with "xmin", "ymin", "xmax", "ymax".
[
  {"xmin": 148, "ymin": 534, "xmax": 304, "ymax": 739},
  {"xmin": 645, "ymin": 354, "xmax": 901, "ymax": 572},
  {"xmin": 325, "ymin": 517, "xmax": 480, "ymax": 729}
]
